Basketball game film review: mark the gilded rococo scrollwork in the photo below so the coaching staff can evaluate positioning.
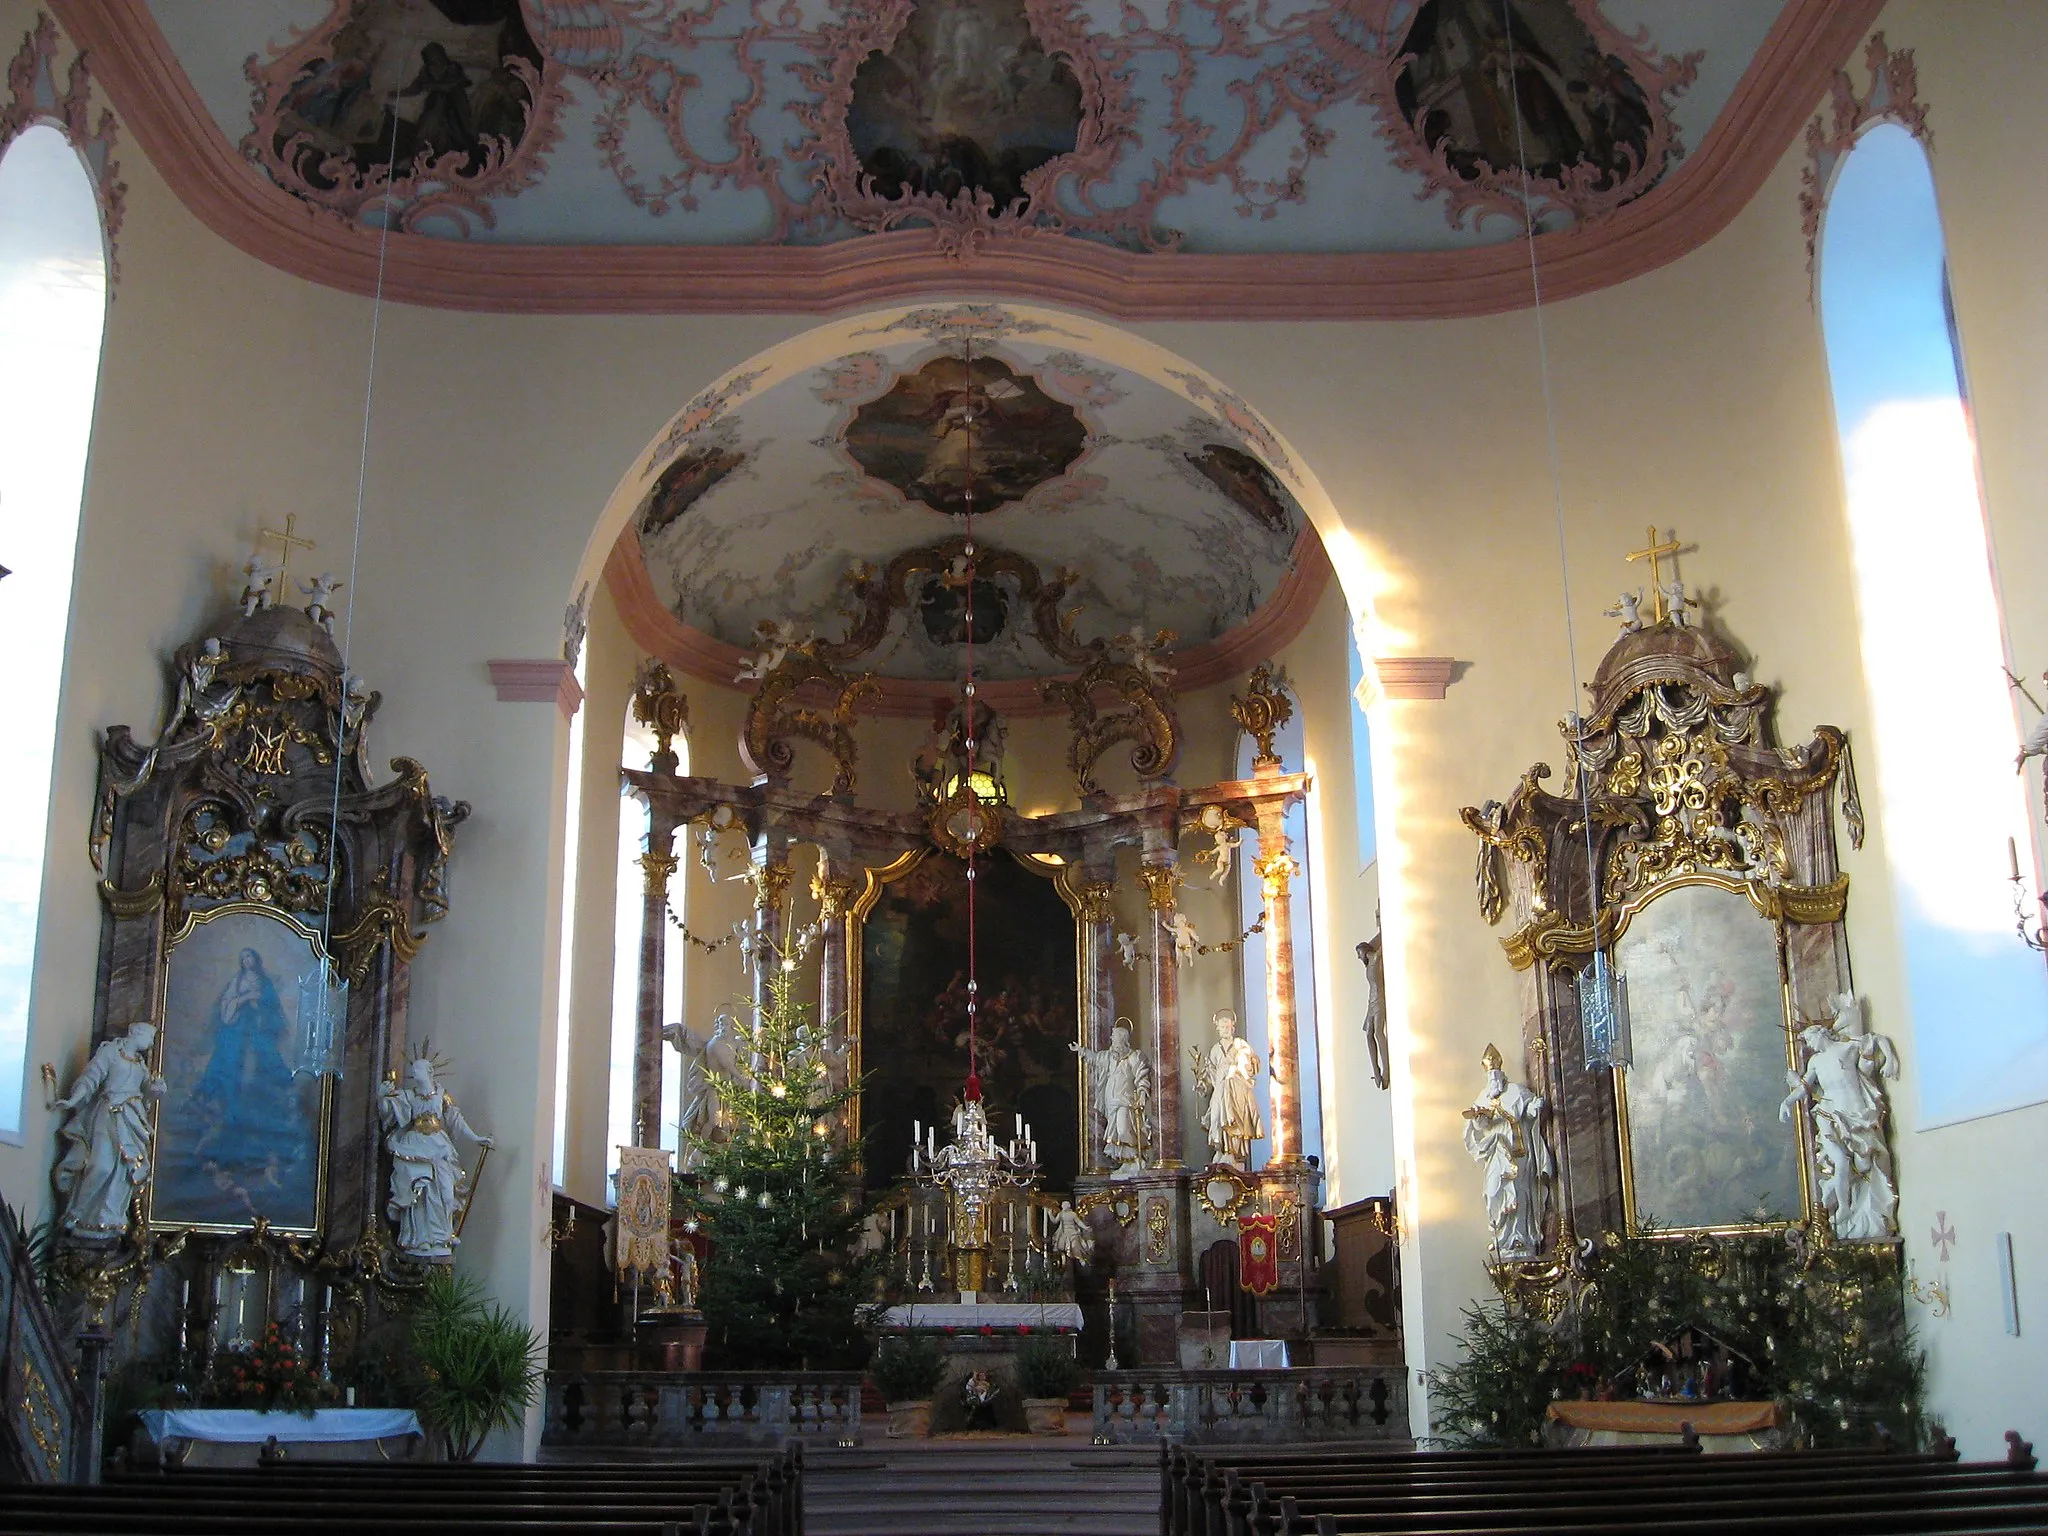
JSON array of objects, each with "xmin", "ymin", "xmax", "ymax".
[{"xmin": 735, "ymin": 629, "xmax": 876, "ymax": 798}]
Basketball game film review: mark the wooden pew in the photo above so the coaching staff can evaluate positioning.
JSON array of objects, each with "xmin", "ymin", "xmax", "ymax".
[
  {"xmin": 2, "ymin": 1448, "xmax": 797, "ymax": 1536},
  {"xmin": 1171, "ymin": 1433, "xmax": 2046, "ymax": 1536}
]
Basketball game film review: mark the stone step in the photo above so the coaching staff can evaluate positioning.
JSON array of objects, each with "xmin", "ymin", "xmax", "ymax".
[{"xmin": 805, "ymin": 1442, "xmax": 1159, "ymax": 1535}]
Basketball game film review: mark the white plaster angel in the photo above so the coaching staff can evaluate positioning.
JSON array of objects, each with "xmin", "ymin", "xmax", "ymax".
[
  {"xmin": 1191, "ymin": 1009, "xmax": 1266, "ymax": 1168},
  {"xmin": 300, "ymin": 572, "xmax": 345, "ymax": 632},
  {"xmin": 1779, "ymin": 992, "xmax": 1900, "ymax": 1242},
  {"xmin": 1110, "ymin": 626, "xmax": 1176, "ymax": 686},
  {"xmin": 378, "ymin": 1054, "xmax": 492, "ymax": 1261},
  {"xmin": 1461, "ymin": 1043, "xmax": 1554, "ymax": 1261},
  {"xmin": 1165, "ymin": 911, "xmax": 1202, "ymax": 968},
  {"xmin": 734, "ymin": 619, "xmax": 807, "ymax": 683},
  {"xmin": 1664, "ymin": 581, "xmax": 1695, "ymax": 629},
  {"xmin": 695, "ymin": 804, "xmax": 743, "ymax": 880},
  {"xmin": 1114, "ymin": 931, "xmax": 1142, "ymax": 971},
  {"xmin": 1051, "ymin": 1199, "xmax": 1095, "ymax": 1267},
  {"xmin": 1604, "ymin": 590, "xmax": 1644, "ymax": 636},
  {"xmin": 1072, "ymin": 1019, "xmax": 1152, "ymax": 1177},
  {"xmin": 52, "ymin": 1023, "xmax": 167, "ymax": 1239},
  {"xmin": 239, "ymin": 555, "xmax": 281, "ymax": 616},
  {"xmin": 1193, "ymin": 803, "xmax": 1241, "ymax": 885}
]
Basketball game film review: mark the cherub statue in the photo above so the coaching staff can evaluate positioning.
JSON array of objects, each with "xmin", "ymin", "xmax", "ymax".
[
  {"xmin": 239, "ymin": 554, "xmax": 280, "ymax": 616},
  {"xmin": 1050, "ymin": 1199, "xmax": 1094, "ymax": 1267},
  {"xmin": 695, "ymin": 804, "xmax": 743, "ymax": 879},
  {"xmin": 340, "ymin": 672, "xmax": 374, "ymax": 741},
  {"xmin": 1193, "ymin": 803, "xmax": 1241, "ymax": 885},
  {"xmin": 300, "ymin": 572, "xmax": 345, "ymax": 632},
  {"xmin": 51, "ymin": 1023, "xmax": 167, "ymax": 1239},
  {"xmin": 1110, "ymin": 626, "xmax": 1176, "ymax": 685},
  {"xmin": 1114, "ymin": 931, "xmax": 1142, "ymax": 970},
  {"xmin": 1603, "ymin": 590, "xmax": 1643, "ymax": 635},
  {"xmin": 1663, "ymin": 581, "xmax": 1695, "ymax": 629},
  {"xmin": 1166, "ymin": 911, "xmax": 1201, "ymax": 967},
  {"xmin": 734, "ymin": 619, "xmax": 806, "ymax": 683},
  {"xmin": 1780, "ymin": 992, "xmax": 1900, "ymax": 1242}
]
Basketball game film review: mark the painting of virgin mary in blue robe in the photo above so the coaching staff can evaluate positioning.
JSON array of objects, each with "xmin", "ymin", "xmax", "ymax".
[{"xmin": 153, "ymin": 908, "xmax": 332, "ymax": 1232}]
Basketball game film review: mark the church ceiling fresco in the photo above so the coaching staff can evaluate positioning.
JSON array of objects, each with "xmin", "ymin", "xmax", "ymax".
[
  {"xmin": 625, "ymin": 326, "xmax": 1303, "ymax": 686},
  {"xmin": 137, "ymin": 0, "xmax": 1794, "ymax": 257}
]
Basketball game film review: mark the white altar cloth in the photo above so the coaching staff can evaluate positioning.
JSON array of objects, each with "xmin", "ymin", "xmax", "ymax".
[
  {"xmin": 1229, "ymin": 1340, "xmax": 1290, "ymax": 1369},
  {"xmin": 139, "ymin": 1408, "xmax": 423, "ymax": 1445},
  {"xmin": 880, "ymin": 1302, "xmax": 1085, "ymax": 1331}
]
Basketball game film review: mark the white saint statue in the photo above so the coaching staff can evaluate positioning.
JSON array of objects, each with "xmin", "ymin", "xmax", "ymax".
[
  {"xmin": 1780, "ymin": 991, "xmax": 1900, "ymax": 1242},
  {"xmin": 1071, "ymin": 1018, "xmax": 1152, "ymax": 1177},
  {"xmin": 1050, "ymin": 1199, "xmax": 1094, "ymax": 1267},
  {"xmin": 379, "ymin": 1054, "xmax": 492, "ymax": 1261},
  {"xmin": 1461, "ymin": 1042, "xmax": 1554, "ymax": 1261},
  {"xmin": 662, "ymin": 1021, "xmax": 721, "ymax": 1167},
  {"xmin": 52, "ymin": 1023, "xmax": 167, "ymax": 1239},
  {"xmin": 1192, "ymin": 1009, "xmax": 1265, "ymax": 1168}
]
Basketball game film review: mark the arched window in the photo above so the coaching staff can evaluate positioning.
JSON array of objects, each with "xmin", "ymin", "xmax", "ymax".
[
  {"xmin": 1819, "ymin": 122, "xmax": 2048, "ymax": 1124},
  {"xmin": 0, "ymin": 125, "xmax": 108, "ymax": 1139},
  {"xmin": 1236, "ymin": 716, "xmax": 1324, "ymax": 1166}
]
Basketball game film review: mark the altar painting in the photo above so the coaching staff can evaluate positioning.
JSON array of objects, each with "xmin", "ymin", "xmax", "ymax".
[
  {"xmin": 1615, "ymin": 882, "xmax": 1803, "ymax": 1233},
  {"xmin": 151, "ymin": 907, "xmax": 336, "ymax": 1233},
  {"xmin": 857, "ymin": 853, "xmax": 1078, "ymax": 1191}
]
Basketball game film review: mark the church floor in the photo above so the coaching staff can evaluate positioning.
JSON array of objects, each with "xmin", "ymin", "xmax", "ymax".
[{"xmin": 805, "ymin": 1439, "xmax": 1158, "ymax": 1536}]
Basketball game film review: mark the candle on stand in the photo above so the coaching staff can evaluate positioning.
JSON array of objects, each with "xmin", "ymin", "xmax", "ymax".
[{"xmin": 2012, "ymin": 836, "xmax": 2023, "ymax": 882}]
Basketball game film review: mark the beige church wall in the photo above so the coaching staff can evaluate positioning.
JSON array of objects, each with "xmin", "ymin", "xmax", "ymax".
[
  {"xmin": 17, "ymin": 0, "xmax": 2047, "ymax": 1457},
  {"xmin": 1825, "ymin": 0, "xmax": 2048, "ymax": 1459}
]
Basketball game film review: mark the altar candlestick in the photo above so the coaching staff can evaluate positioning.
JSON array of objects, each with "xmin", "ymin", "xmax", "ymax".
[{"xmin": 2012, "ymin": 837, "xmax": 2023, "ymax": 881}]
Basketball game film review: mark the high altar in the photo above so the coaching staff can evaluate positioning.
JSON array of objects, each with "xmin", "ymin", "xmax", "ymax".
[{"xmin": 620, "ymin": 556, "xmax": 1332, "ymax": 1368}]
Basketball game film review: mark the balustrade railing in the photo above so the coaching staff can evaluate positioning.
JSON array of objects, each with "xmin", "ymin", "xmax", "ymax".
[
  {"xmin": 1091, "ymin": 1366, "xmax": 1407, "ymax": 1445},
  {"xmin": 545, "ymin": 1371, "xmax": 863, "ymax": 1449}
]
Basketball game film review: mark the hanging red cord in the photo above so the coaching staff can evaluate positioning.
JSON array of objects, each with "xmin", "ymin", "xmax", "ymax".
[{"xmin": 963, "ymin": 335, "xmax": 981, "ymax": 1105}]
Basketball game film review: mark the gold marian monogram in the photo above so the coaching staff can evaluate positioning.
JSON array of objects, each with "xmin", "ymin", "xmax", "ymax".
[{"xmin": 239, "ymin": 720, "xmax": 290, "ymax": 776}]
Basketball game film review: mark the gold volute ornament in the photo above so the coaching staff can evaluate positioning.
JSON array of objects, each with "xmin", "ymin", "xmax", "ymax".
[
  {"xmin": 1042, "ymin": 643, "xmax": 1180, "ymax": 798},
  {"xmin": 631, "ymin": 659, "xmax": 690, "ymax": 769},
  {"xmin": 1254, "ymin": 845, "xmax": 1298, "ymax": 898},
  {"xmin": 738, "ymin": 643, "xmax": 874, "ymax": 797},
  {"xmin": 749, "ymin": 860, "xmax": 795, "ymax": 914},
  {"xmin": 1231, "ymin": 664, "xmax": 1294, "ymax": 771}
]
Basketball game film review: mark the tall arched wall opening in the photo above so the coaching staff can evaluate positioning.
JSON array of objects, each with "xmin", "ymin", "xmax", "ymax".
[{"xmin": 17, "ymin": 1, "xmax": 2048, "ymax": 1450}]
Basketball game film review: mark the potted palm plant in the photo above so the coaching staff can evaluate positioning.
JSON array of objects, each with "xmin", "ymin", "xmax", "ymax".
[
  {"xmin": 407, "ymin": 1271, "xmax": 546, "ymax": 1461},
  {"xmin": 1013, "ymin": 1334, "xmax": 1081, "ymax": 1435},
  {"xmin": 870, "ymin": 1333, "xmax": 945, "ymax": 1439}
]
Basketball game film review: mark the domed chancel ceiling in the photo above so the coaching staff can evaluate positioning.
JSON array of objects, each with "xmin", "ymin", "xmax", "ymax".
[
  {"xmin": 66, "ymin": 0, "xmax": 1877, "ymax": 316},
  {"xmin": 618, "ymin": 310, "xmax": 1309, "ymax": 691}
]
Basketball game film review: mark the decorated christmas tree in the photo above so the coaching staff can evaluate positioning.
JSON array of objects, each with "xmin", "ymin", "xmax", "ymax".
[{"xmin": 686, "ymin": 938, "xmax": 878, "ymax": 1369}]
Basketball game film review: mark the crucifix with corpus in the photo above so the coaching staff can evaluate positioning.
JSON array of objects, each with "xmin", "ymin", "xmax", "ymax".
[{"xmin": 1626, "ymin": 525, "xmax": 1695, "ymax": 626}]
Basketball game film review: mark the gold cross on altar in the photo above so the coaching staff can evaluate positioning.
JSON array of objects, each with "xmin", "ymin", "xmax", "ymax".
[
  {"xmin": 256, "ymin": 513, "xmax": 317, "ymax": 590},
  {"xmin": 1626, "ymin": 525, "xmax": 1693, "ymax": 623}
]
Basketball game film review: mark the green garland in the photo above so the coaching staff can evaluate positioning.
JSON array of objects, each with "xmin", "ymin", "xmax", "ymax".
[{"xmin": 1429, "ymin": 1229, "xmax": 1924, "ymax": 1449}]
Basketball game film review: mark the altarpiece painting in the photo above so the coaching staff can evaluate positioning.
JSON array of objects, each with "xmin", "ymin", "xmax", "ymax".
[{"xmin": 853, "ymin": 851, "xmax": 1080, "ymax": 1192}]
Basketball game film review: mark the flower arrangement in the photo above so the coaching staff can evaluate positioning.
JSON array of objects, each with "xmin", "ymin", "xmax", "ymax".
[{"xmin": 207, "ymin": 1324, "xmax": 335, "ymax": 1416}]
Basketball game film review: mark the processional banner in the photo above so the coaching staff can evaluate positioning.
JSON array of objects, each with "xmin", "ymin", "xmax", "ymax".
[
  {"xmin": 1239, "ymin": 1212, "xmax": 1279, "ymax": 1295},
  {"xmin": 615, "ymin": 1146, "xmax": 673, "ymax": 1278}
]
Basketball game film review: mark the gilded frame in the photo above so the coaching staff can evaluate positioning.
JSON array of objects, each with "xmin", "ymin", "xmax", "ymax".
[
  {"xmin": 843, "ymin": 847, "xmax": 1088, "ymax": 1182},
  {"xmin": 1604, "ymin": 872, "xmax": 1815, "ymax": 1239},
  {"xmin": 146, "ymin": 901, "xmax": 336, "ymax": 1237}
]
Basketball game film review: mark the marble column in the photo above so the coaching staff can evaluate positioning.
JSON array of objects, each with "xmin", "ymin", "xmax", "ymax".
[
  {"xmin": 1073, "ymin": 876, "xmax": 1116, "ymax": 1173},
  {"xmin": 747, "ymin": 831, "xmax": 793, "ymax": 1014},
  {"xmin": 1253, "ymin": 802, "xmax": 1304, "ymax": 1166},
  {"xmin": 1138, "ymin": 858, "xmax": 1185, "ymax": 1169},
  {"xmin": 633, "ymin": 810, "xmax": 680, "ymax": 1150}
]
